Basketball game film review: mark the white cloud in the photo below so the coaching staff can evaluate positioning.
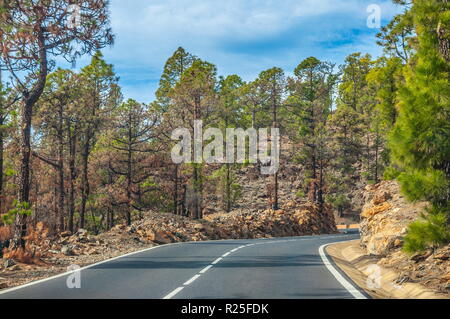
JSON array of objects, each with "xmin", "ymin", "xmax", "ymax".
[{"xmin": 93, "ymin": 0, "xmax": 403, "ymax": 102}]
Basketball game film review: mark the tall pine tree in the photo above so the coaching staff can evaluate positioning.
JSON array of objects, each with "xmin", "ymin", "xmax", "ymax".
[{"xmin": 390, "ymin": 0, "xmax": 449, "ymax": 252}]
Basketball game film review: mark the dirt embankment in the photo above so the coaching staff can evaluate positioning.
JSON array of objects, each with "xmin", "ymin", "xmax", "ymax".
[
  {"xmin": 0, "ymin": 200, "xmax": 336, "ymax": 291},
  {"xmin": 358, "ymin": 181, "xmax": 449, "ymax": 295}
]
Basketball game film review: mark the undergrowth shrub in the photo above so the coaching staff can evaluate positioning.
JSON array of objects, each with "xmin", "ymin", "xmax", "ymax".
[{"xmin": 2, "ymin": 222, "xmax": 51, "ymax": 264}]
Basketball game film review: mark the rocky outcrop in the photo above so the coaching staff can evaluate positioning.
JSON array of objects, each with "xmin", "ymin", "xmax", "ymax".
[
  {"xmin": 360, "ymin": 181, "xmax": 427, "ymax": 256},
  {"xmin": 359, "ymin": 181, "xmax": 449, "ymax": 294}
]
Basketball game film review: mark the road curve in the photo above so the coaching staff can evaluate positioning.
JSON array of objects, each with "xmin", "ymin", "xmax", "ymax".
[{"xmin": 0, "ymin": 232, "xmax": 366, "ymax": 299}]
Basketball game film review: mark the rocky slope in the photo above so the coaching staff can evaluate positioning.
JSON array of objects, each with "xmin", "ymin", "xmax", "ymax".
[{"xmin": 360, "ymin": 181, "xmax": 449, "ymax": 294}]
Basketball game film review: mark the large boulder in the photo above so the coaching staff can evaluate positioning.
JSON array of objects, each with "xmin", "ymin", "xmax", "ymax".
[{"xmin": 146, "ymin": 230, "xmax": 175, "ymax": 244}]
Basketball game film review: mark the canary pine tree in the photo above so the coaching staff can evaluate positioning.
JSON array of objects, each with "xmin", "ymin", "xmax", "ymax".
[
  {"xmin": 216, "ymin": 75, "xmax": 244, "ymax": 212},
  {"xmin": 390, "ymin": 0, "xmax": 449, "ymax": 252}
]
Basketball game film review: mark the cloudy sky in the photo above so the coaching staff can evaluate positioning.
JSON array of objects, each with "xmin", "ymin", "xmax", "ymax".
[{"xmin": 62, "ymin": 0, "xmax": 403, "ymax": 103}]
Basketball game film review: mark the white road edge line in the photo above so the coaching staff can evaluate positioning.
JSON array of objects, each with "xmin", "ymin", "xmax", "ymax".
[
  {"xmin": 318, "ymin": 243, "xmax": 367, "ymax": 299},
  {"xmin": 0, "ymin": 241, "xmax": 181, "ymax": 295},
  {"xmin": 163, "ymin": 286, "xmax": 184, "ymax": 299},
  {"xmin": 183, "ymin": 274, "xmax": 201, "ymax": 286}
]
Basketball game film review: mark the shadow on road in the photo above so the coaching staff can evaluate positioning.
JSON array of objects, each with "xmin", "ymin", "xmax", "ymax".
[{"xmin": 92, "ymin": 254, "xmax": 323, "ymax": 270}]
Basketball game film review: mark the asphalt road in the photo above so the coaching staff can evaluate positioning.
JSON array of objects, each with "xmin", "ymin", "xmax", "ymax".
[{"xmin": 0, "ymin": 232, "xmax": 367, "ymax": 299}]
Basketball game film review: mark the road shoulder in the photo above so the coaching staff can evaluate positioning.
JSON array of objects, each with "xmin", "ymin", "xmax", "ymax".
[{"xmin": 326, "ymin": 240, "xmax": 447, "ymax": 299}]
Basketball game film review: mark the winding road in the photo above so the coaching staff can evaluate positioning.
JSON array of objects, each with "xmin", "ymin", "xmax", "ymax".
[{"xmin": 0, "ymin": 232, "xmax": 368, "ymax": 299}]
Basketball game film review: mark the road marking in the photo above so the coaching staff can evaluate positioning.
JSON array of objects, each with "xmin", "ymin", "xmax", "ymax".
[
  {"xmin": 164, "ymin": 242, "xmax": 257, "ymax": 299},
  {"xmin": 1, "ymin": 235, "xmax": 309, "ymax": 296},
  {"xmin": 166, "ymin": 234, "xmax": 360, "ymax": 299},
  {"xmin": 319, "ymin": 244, "xmax": 367, "ymax": 299},
  {"xmin": 0, "ymin": 241, "xmax": 183, "ymax": 296},
  {"xmin": 199, "ymin": 265, "xmax": 213, "ymax": 274},
  {"xmin": 0, "ymin": 232, "xmax": 356, "ymax": 298},
  {"xmin": 163, "ymin": 286, "xmax": 184, "ymax": 299},
  {"xmin": 183, "ymin": 274, "xmax": 201, "ymax": 286}
]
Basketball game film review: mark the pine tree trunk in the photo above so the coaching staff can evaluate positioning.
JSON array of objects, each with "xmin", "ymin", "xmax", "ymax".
[
  {"xmin": 311, "ymin": 152, "xmax": 317, "ymax": 202},
  {"xmin": 14, "ymin": 31, "xmax": 48, "ymax": 248},
  {"xmin": 193, "ymin": 165, "xmax": 201, "ymax": 219},
  {"xmin": 80, "ymin": 140, "xmax": 90, "ymax": 229},
  {"xmin": 15, "ymin": 98, "xmax": 33, "ymax": 248},
  {"xmin": 181, "ymin": 184, "xmax": 187, "ymax": 217},
  {"xmin": 226, "ymin": 163, "xmax": 231, "ymax": 213},
  {"xmin": 272, "ymin": 93, "xmax": 279, "ymax": 210},
  {"xmin": 173, "ymin": 164, "xmax": 179, "ymax": 215},
  {"xmin": 110, "ymin": 210, "xmax": 114, "ymax": 229},
  {"xmin": 193, "ymin": 98, "xmax": 203, "ymax": 219},
  {"xmin": 126, "ymin": 144, "xmax": 132, "ymax": 226},
  {"xmin": 57, "ymin": 105, "xmax": 65, "ymax": 231},
  {"xmin": 318, "ymin": 158, "xmax": 324, "ymax": 212},
  {"xmin": 68, "ymin": 122, "xmax": 77, "ymax": 233}
]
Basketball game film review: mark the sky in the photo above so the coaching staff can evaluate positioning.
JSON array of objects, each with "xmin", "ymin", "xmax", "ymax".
[{"xmin": 60, "ymin": 0, "xmax": 403, "ymax": 103}]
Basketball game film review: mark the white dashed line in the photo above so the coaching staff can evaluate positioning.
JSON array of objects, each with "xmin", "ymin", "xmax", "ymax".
[
  {"xmin": 163, "ymin": 286, "xmax": 184, "ymax": 299},
  {"xmin": 183, "ymin": 274, "xmax": 201, "ymax": 286},
  {"xmin": 163, "ymin": 242, "xmax": 253, "ymax": 299},
  {"xmin": 162, "ymin": 236, "xmax": 356, "ymax": 299},
  {"xmin": 199, "ymin": 265, "xmax": 213, "ymax": 274}
]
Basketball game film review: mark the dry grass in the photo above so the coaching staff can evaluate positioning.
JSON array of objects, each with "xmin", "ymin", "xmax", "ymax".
[
  {"xmin": 2, "ymin": 222, "xmax": 51, "ymax": 265},
  {"xmin": 0, "ymin": 226, "xmax": 11, "ymax": 242}
]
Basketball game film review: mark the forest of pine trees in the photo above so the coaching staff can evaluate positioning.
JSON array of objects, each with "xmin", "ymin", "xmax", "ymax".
[{"xmin": 0, "ymin": 0, "xmax": 448, "ymax": 253}]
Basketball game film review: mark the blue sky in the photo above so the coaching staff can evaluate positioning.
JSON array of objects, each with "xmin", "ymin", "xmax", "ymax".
[{"xmin": 61, "ymin": 0, "xmax": 403, "ymax": 103}]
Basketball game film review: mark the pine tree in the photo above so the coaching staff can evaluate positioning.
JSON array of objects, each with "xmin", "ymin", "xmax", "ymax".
[
  {"xmin": 155, "ymin": 48, "xmax": 197, "ymax": 216},
  {"xmin": 366, "ymin": 57, "xmax": 404, "ymax": 181},
  {"xmin": 78, "ymin": 52, "xmax": 120, "ymax": 229},
  {"xmin": 170, "ymin": 59, "xmax": 218, "ymax": 219},
  {"xmin": 108, "ymin": 99, "xmax": 159, "ymax": 226},
  {"xmin": 390, "ymin": 0, "xmax": 450, "ymax": 252},
  {"xmin": 33, "ymin": 69, "xmax": 79, "ymax": 231},
  {"xmin": 258, "ymin": 67, "xmax": 285, "ymax": 210},
  {"xmin": 330, "ymin": 53, "xmax": 372, "ymax": 192},
  {"xmin": 0, "ymin": 69, "xmax": 17, "ymax": 216},
  {"xmin": 0, "ymin": 0, "xmax": 113, "ymax": 246},
  {"xmin": 156, "ymin": 47, "xmax": 197, "ymax": 112},
  {"xmin": 286, "ymin": 57, "xmax": 337, "ymax": 209},
  {"xmin": 217, "ymin": 75, "xmax": 244, "ymax": 212}
]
